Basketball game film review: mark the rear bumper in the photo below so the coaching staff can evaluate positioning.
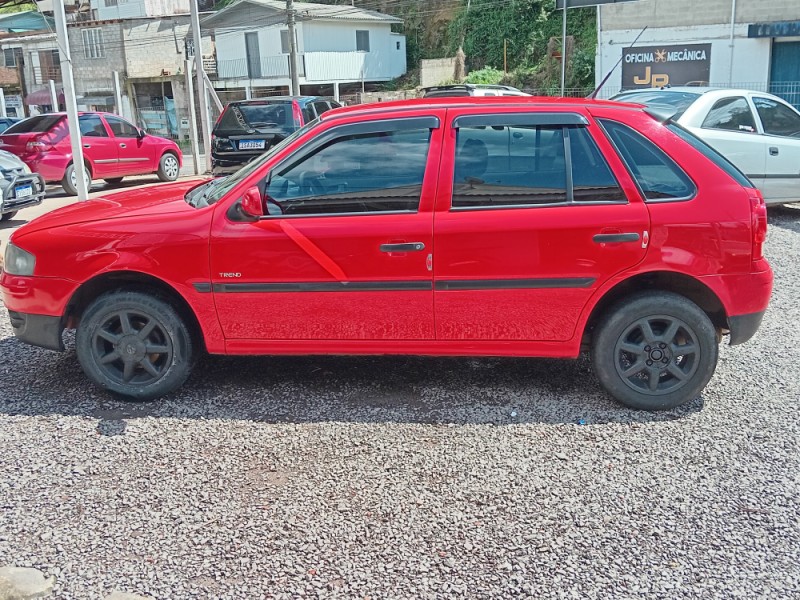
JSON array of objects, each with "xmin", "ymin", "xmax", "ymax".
[
  {"xmin": 728, "ymin": 310, "xmax": 766, "ymax": 346},
  {"xmin": 7, "ymin": 310, "xmax": 64, "ymax": 351}
]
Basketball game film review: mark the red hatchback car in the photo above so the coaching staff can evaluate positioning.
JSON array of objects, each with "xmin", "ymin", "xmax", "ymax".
[
  {"xmin": 0, "ymin": 98, "xmax": 772, "ymax": 410},
  {"xmin": 0, "ymin": 112, "xmax": 182, "ymax": 195}
]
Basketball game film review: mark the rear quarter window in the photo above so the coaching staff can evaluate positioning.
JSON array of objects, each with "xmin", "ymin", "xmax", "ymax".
[
  {"xmin": 598, "ymin": 119, "xmax": 696, "ymax": 201},
  {"xmin": 3, "ymin": 115, "xmax": 63, "ymax": 134}
]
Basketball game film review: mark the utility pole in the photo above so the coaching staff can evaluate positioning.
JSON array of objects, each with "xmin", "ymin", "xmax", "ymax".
[
  {"xmin": 190, "ymin": 0, "xmax": 211, "ymax": 173},
  {"xmin": 287, "ymin": 0, "xmax": 300, "ymax": 95},
  {"xmin": 560, "ymin": 0, "xmax": 568, "ymax": 96},
  {"xmin": 53, "ymin": 0, "xmax": 88, "ymax": 200}
]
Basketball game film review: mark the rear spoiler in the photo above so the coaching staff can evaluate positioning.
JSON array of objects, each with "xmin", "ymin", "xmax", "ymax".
[{"xmin": 644, "ymin": 106, "xmax": 681, "ymax": 124}]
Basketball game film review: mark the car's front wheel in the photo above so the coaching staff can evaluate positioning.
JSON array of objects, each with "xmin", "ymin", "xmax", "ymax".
[
  {"xmin": 62, "ymin": 163, "xmax": 91, "ymax": 196},
  {"xmin": 592, "ymin": 291, "xmax": 718, "ymax": 411},
  {"xmin": 157, "ymin": 153, "xmax": 180, "ymax": 182},
  {"xmin": 76, "ymin": 291, "xmax": 194, "ymax": 400},
  {"xmin": 0, "ymin": 211, "xmax": 17, "ymax": 221}
]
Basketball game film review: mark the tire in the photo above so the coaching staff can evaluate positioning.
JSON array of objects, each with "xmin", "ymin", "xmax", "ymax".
[
  {"xmin": 76, "ymin": 291, "xmax": 194, "ymax": 401},
  {"xmin": 157, "ymin": 153, "xmax": 180, "ymax": 182},
  {"xmin": 62, "ymin": 163, "xmax": 91, "ymax": 196},
  {"xmin": 592, "ymin": 291, "xmax": 718, "ymax": 411},
  {"xmin": 0, "ymin": 211, "xmax": 17, "ymax": 221},
  {"xmin": 104, "ymin": 177, "xmax": 124, "ymax": 185}
]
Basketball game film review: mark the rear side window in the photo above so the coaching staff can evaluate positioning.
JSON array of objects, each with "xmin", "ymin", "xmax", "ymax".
[
  {"xmin": 702, "ymin": 97, "xmax": 757, "ymax": 133},
  {"xmin": 753, "ymin": 96, "xmax": 800, "ymax": 138},
  {"xmin": 3, "ymin": 115, "xmax": 62, "ymax": 134},
  {"xmin": 452, "ymin": 125, "xmax": 567, "ymax": 208},
  {"xmin": 568, "ymin": 127, "xmax": 625, "ymax": 202},
  {"xmin": 79, "ymin": 115, "xmax": 108, "ymax": 137},
  {"xmin": 667, "ymin": 123, "xmax": 754, "ymax": 188},
  {"xmin": 599, "ymin": 119, "xmax": 696, "ymax": 201}
]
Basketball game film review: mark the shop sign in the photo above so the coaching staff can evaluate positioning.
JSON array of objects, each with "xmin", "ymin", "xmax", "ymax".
[{"xmin": 621, "ymin": 43, "xmax": 711, "ymax": 88}]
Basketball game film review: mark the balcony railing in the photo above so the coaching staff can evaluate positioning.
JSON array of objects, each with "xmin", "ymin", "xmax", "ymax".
[{"xmin": 33, "ymin": 66, "xmax": 62, "ymax": 85}]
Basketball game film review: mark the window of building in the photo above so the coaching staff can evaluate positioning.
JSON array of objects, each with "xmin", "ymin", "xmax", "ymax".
[
  {"xmin": 356, "ymin": 30, "xmax": 370, "ymax": 52},
  {"xmin": 82, "ymin": 28, "xmax": 105, "ymax": 60},
  {"xmin": 104, "ymin": 0, "xmax": 117, "ymax": 6},
  {"xmin": 36, "ymin": 49, "xmax": 60, "ymax": 83},
  {"xmin": 266, "ymin": 127, "xmax": 431, "ymax": 215},
  {"xmin": 701, "ymin": 96, "xmax": 757, "ymax": 133},
  {"xmin": 3, "ymin": 48, "xmax": 16, "ymax": 68},
  {"xmin": 452, "ymin": 124, "xmax": 567, "ymax": 208},
  {"xmin": 753, "ymin": 96, "xmax": 800, "ymax": 137},
  {"xmin": 280, "ymin": 30, "xmax": 290, "ymax": 54},
  {"xmin": 599, "ymin": 119, "xmax": 696, "ymax": 201}
]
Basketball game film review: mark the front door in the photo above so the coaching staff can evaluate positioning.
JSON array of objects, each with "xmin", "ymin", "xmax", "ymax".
[
  {"xmin": 78, "ymin": 114, "xmax": 118, "ymax": 178},
  {"xmin": 433, "ymin": 110, "xmax": 649, "ymax": 342},
  {"xmin": 105, "ymin": 115, "xmax": 154, "ymax": 176},
  {"xmin": 752, "ymin": 95, "xmax": 800, "ymax": 203},
  {"xmin": 209, "ymin": 116, "xmax": 442, "ymax": 343}
]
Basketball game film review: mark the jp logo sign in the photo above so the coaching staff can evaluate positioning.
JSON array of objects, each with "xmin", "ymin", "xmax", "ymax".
[{"xmin": 621, "ymin": 44, "xmax": 711, "ymax": 89}]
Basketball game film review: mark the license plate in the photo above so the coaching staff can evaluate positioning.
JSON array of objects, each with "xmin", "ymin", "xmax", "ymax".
[
  {"xmin": 15, "ymin": 185, "xmax": 32, "ymax": 199},
  {"xmin": 239, "ymin": 140, "xmax": 266, "ymax": 150}
]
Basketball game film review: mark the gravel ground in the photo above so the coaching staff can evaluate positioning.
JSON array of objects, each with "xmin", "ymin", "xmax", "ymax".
[{"xmin": 1, "ymin": 207, "xmax": 799, "ymax": 599}]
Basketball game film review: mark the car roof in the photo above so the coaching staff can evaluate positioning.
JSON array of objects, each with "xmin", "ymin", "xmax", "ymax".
[
  {"xmin": 322, "ymin": 96, "xmax": 641, "ymax": 121},
  {"xmin": 227, "ymin": 96, "xmax": 327, "ymax": 105}
]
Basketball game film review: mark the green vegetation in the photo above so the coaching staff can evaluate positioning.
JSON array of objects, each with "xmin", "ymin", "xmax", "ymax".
[{"xmin": 0, "ymin": 2, "xmax": 37, "ymax": 14}]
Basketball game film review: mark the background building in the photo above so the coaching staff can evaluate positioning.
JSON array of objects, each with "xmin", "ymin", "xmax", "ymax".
[{"xmin": 596, "ymin": 0, "xmax": 800, "ymax": 107}]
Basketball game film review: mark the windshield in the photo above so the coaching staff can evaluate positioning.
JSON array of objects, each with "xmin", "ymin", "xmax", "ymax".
[
  {"xmin": 3, "ymin": 114, "xmax": 63, "ymax": 134},
  {"xmin": 186, "ymin": 118, "xmax": 320, "ymax": 208}
]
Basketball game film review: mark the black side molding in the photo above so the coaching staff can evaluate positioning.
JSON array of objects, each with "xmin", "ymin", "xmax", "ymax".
[{"xmin": 728, "ymin": 310, "xmax": 766, "ymax": 346}]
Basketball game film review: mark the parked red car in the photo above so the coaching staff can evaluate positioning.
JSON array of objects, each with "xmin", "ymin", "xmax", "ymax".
[
  {"xmin": 0, "ymin": 112, "xmax": 182, "ymax": 195},
  {"xmin": 1, "ymin": 97, "xmax": 772, "ymax": 410}
]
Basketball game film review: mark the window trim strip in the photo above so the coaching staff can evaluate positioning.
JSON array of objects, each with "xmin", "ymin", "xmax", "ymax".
[{"xmin": 453, "ymin": 113, "xmax": 589, "ymax": 128}]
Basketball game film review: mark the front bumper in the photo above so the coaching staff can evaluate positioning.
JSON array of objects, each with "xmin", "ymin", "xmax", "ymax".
[
  {"xmin": 7, "ymin": 310, "xmax": 64, "ymax": 351},
  {"xmin": 0, "ymin": 173, "xmax": 46, "ymax": 215}
]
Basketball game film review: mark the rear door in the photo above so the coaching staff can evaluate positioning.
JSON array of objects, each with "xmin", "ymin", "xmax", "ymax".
[
  {"xmin": 78, "ymin": 114, "xmax": 118, "ymax": 178},
  {"xmin": 433, "ymin": 107, "xmax": 650, "ymax": 342},
  {"xmin": 751, "ymin": 95, "xmax": 800, "ymax": 203}
]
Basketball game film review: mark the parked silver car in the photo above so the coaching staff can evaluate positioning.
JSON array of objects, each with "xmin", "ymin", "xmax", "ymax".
[{"xmin": 0, "ymin": 149, "xmax": 45, "ymax": 221}]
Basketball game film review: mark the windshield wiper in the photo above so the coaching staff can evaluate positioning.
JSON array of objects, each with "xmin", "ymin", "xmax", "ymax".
[{"xmin": 185, "ymin": 179, "xmax": 221, "ymax": 208}]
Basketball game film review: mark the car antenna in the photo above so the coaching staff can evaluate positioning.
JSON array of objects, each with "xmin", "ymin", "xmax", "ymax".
[{"xmin": 588, "ymin": 26, "xmax": 648, "ymax": 100}]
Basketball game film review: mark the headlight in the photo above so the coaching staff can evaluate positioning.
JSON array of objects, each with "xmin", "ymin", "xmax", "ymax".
[{"xmin": 3, "ymin": 242, "xmax": 36, "ymax": 275}]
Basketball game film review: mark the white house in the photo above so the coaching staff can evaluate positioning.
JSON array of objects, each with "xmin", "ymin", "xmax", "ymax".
[{"xmin": 202, "ymin": 0, "xmax": 407, "ymax": 100}]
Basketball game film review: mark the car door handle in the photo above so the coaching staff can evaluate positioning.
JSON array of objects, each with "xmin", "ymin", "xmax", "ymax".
[
  {"xmin": 380, "ymin": 242, "xmax": 426, "ymax": 252},
  {"xmin": 120, "ymin": 143, "xmax": 126, "ymax": 148},
  {"xmin": 83, "ymin": 144, "xmax": 91, "ymax": 148},
  {"xmin": 593, "ymin": 232, "xmax": 640, "ymax": 244},
  {"xmin": 769, "ymin": 146, "xmax": 779, "ymax": 156}
]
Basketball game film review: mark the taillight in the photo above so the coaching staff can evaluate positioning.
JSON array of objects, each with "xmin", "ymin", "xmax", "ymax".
[
  {"xmin": 25, "ymin": 136, "xmax": 46, "ymax": 153},
  {"xmin": 292, "ymin": 101, "xmax": 303, "ymax": 127},
  {"xmin": 748, "ymin": 187, "xmax": 767, "ymax": 262}
]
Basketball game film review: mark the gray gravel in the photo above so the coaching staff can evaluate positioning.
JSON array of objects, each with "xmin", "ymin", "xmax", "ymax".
[{"xmin": 1, "ymin": 207, "xmax": 799, "ymax": 599}]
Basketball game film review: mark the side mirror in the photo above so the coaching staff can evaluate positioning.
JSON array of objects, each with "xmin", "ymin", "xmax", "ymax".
[
  {"xmin": 240, "ymin": 186, "xmax": 264, "ymax": 218},
  {"xmin": 137, "ymin": 128, "xmax": 146, "ymax": 139}
]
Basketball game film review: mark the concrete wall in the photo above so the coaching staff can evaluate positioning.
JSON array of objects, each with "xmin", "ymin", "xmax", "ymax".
[
  {"xmin": 600, "ymin": 0, "xmax": 800, "ymax": 30},
  {"xmin": 94, "ymin": 0, "xmax": 190, "ymax": 21},
  {"xmin": 420, "ymin": 57, "xmax": 457, "ymax": 88},
  {"xmin": 123, "ymin": 17, "xmax": 192, "ymax": 78},
  {"xmin": 69, "ymin": 22, "xmax": 126, "ymax": 100}
]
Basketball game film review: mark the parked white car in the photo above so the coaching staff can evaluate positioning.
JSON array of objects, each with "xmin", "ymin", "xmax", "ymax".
[{"xmin": 611, "ymin": 87, "xmax": 800, "ymax": 206}]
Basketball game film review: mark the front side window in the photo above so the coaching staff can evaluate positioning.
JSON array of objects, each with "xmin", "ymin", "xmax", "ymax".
[
  {"xmin": 702, "ymin": 96, "xmax": 756, "ymax": 133},
  {"xmin": 82, "ymin": 28, "xmax": 104, "ymax": 60},
  {"xmin": 106, "ymin": 116, "xmax": 138, "ymax": 137},
  {"xmin": 753, "ymin": 96, "xmax": 800, "ymax": 138},
  {"xmin": 265, "ymin": 127, "xmax": 431, "ymax": 215},
  {"xmin": 599, "ymin": 119, "xmax": 695, "ymax": 201},
  {"xmin": 79, "ymin": 115, "xmax": 108, "ymax": 137},
  {"xmin": 452, "ymin": 124, "xmax": 567, "ymax": 208},
  {"xmin": 356, "ymin": 30, "xmax": 370, "ymax": 52}
]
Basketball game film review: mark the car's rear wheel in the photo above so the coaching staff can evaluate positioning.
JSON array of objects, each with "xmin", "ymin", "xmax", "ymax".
[
  {"xmin": 104, "ymin": 177, "xmax": 124, "ymax": 185},
  {"xmin": 157, "ymin": 153, "xmax": 180, "ymax": 182},
  {"xmin": 0, "ymin": 211, "xmax": 17, "ymax": 221},
  {"xmin": 76, "ymin": 291, "xmax": 194, "ymax": 401},
  {"xmin": 62, "ymin": 163, "xmax": 91, "ymax": 196},
  {"xmin": 592, "ymin": 291, "xmax": 718, "ymax": 411}
]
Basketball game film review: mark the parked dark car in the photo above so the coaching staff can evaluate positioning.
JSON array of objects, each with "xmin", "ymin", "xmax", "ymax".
[{"xmin": 211, "ymin": 96, "xmax": 342, "ymax": 176}]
